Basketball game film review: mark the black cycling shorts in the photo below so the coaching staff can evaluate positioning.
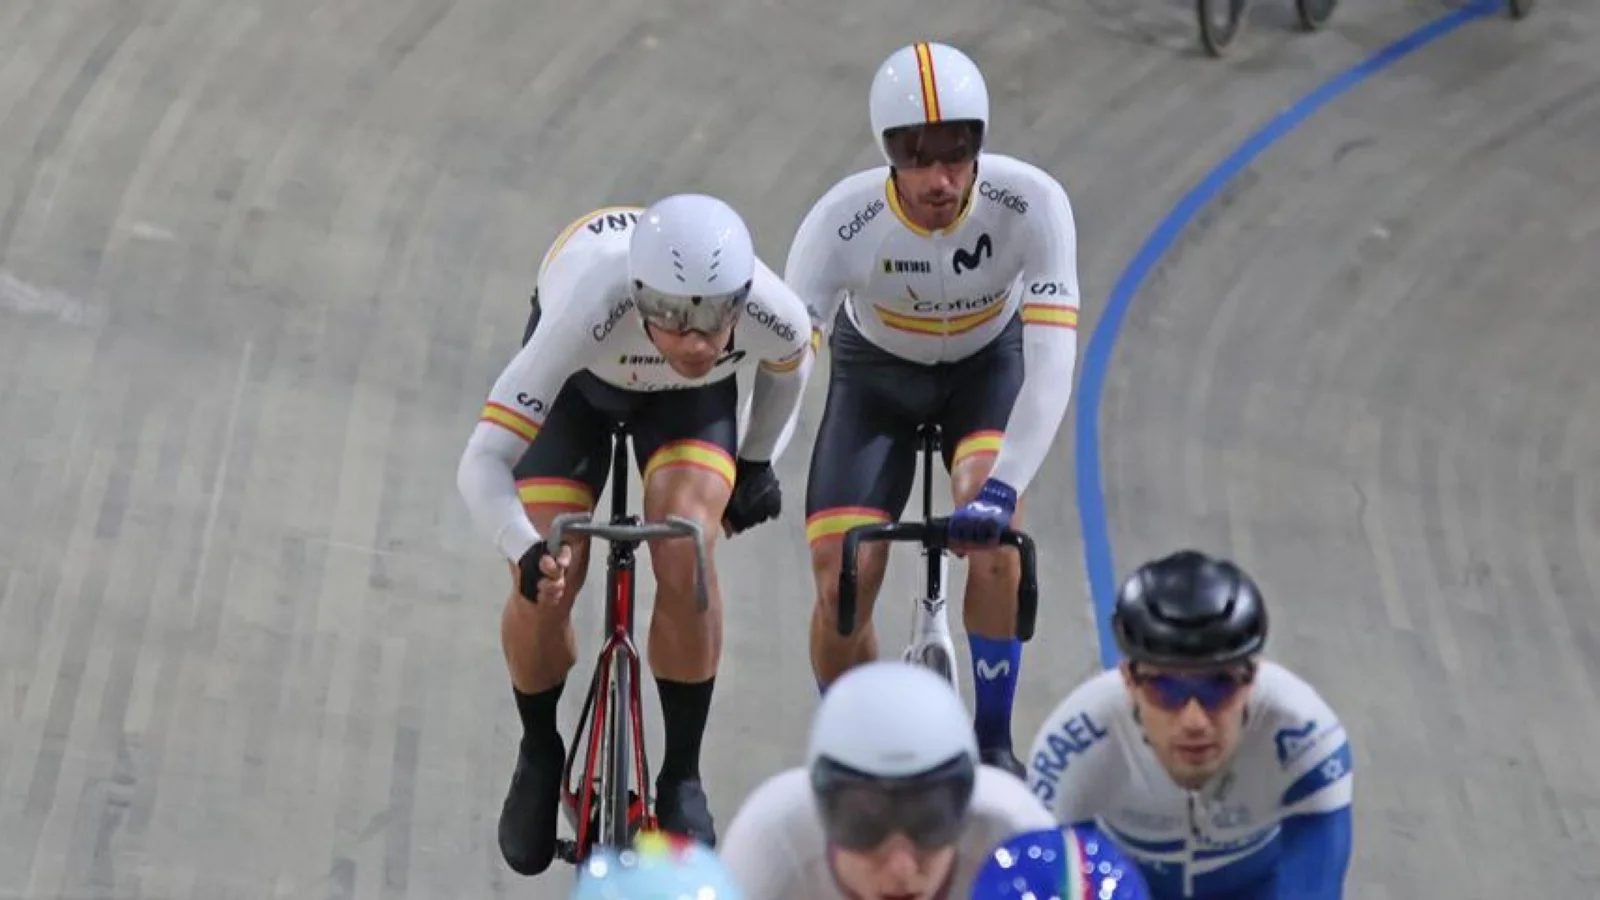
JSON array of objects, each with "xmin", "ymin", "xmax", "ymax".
[
  {"xmin": 512, "ymin": 294, "xmax": 738, "ymax": 515},
  {"xmin": 803, "ymin": 307, "xmax": 1024, "ymax": 546}
]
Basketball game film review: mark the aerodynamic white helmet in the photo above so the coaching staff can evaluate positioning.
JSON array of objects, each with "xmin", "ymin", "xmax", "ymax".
[
  {"xmin": 868, "ymin": 42, "xmax": 990, "ymax": 166},
  {"xmin": 807, "ymin": 662, "xmax": 979, "ymax": 850},
  {"xmin": 629, "ymin": 194, "xmax": 754, "ymax": 333}
]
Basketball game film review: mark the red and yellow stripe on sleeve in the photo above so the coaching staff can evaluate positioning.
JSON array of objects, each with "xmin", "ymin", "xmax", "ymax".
[
  {"xmin": 1020, "ymin": 302, "xmax": 1079, "ymax": 330},
  {"xmin": 760, "ymin": 326, "xmax": 823, "ymax": 374},
  {"xmin": 479, "ymin": 401, "xmax": 541, "ymax": 443}
]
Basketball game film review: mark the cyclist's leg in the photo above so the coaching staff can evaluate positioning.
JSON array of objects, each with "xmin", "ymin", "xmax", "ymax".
[
  {"xmin": 629, "ymin": 376, "xmax": 739, "ymax": 845},
  {"xmin": 939, "ymin": 313, "xmax": 1027, "ymax": 765},
  {"xmin": 806, "ymin": 311, "xmax": 927, "ymax": 690},
  {"xmin": 497, "ymin": 369, "xmax": 614, "ymax": 875}
]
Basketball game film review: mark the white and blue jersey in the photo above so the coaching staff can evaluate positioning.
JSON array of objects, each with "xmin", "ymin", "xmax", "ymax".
[{"xmin": 1024, "ymin": 662, "xmax": 1353, "ymax": 899}]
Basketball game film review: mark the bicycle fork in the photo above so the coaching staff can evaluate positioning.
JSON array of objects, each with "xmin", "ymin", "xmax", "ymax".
[
  {"xmin": 906, "ymin": 426, "xmax": 962, "ymax": 693},
  {"xmin": 906, "ymin": 542, "xmax": 962, "ymax": 693}
]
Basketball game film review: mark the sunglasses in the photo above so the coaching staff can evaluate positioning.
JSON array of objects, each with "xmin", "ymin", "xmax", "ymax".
[{"xmin": 1132, "ymin": 665, "xmax": 1254, "ymax": 712}]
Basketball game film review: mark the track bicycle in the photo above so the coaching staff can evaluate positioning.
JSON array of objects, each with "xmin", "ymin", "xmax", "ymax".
[
  {"xmin": 1197, "ymin": 0, "xmax": 1338, "ymax": 57},
  {"xmin": 836, "ymin": 423, "xmax": 1040, "ymax": 693},
  {"xmin": 547, "ymin": 423, "xmax": 712, "ymax": 864}
]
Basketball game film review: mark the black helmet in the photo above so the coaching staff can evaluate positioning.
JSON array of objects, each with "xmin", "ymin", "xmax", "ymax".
[{"xmin": 1112, "ymin": 550, "xmax": 1267, "ymax": 668}]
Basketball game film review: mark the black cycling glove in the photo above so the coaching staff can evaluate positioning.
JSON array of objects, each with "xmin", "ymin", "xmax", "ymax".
[
  {"xmin": 724, "ymin": 458, "xmax": 782, "ymax": 535},
  {"xmin": 516, "ymin": 540, "xmax": 555, "ymax": 602}
]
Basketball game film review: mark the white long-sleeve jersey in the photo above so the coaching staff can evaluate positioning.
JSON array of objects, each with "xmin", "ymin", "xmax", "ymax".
[
  {"xmin": 719, "ymin": 766, "xmax": 1057, "ymax": 900},
  {"xmin": 1025, "ymin": 663, "xmax": 1354, "ymax": 898},
  {"xmin": 456, "ymin": 206, "xmax": 814, "ymax": 562},
  {"xmin": 783, "ymin": 154, "xmax": 1081, "ymax": 494}
]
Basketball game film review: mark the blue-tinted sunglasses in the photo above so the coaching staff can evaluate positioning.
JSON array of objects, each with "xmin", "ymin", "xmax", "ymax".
[{"xmin": 1132, "ymin": 666, "xmax": 1254, "ymax": 712}]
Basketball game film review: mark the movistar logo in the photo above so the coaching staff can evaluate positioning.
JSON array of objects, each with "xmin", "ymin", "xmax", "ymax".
[
  {"xmin": 952, "ymin": 233, "xmax": 993, "ymax": 274},
  {"xmin": 975, "ymin": 658, "xmax": 1011, "ymax": 680}
]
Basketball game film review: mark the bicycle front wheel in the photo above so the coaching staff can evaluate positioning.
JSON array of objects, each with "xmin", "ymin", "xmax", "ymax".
[
  {"xmin": 1198, "ymin": 0, "xmax": 1249, "ymax": 56},
  {"xmin": 1295, "ymin": 0, "xmax": 1337, "ymax": 30},
  {"xmin": 601, "ymin": 652, "xmax": 633, "ymax": 850},
  {"xmin": 917, "ymin": 644, "xmax": 956, "ymax": 687}
]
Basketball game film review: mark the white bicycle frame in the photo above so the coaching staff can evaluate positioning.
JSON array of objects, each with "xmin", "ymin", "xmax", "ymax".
[
  {"xmin": 836, "ymin": 427, "xmax": 1039, "ymax": 718},
  {"xmin": 902, "ymin": 425, "xmax": 961, "ymax": 692}
]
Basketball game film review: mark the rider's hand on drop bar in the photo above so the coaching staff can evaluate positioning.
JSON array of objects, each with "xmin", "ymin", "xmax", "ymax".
[{"xmin": 516, "ymin": 540, "xmax": 572, "ymax": 604}]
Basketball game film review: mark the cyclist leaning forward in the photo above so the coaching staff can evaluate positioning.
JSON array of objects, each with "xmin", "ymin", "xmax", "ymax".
[
  {"xmin": 456, "ymin": 194, "xmax": 813, "ymax": 874},
  {"xmin": 784, "ymin": 41, "xmax": 1083, "ymax": 773}
]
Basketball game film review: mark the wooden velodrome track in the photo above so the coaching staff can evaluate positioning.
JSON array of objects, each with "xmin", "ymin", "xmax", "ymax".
[{"xmin": 2, "ymin": 0, "xmax": 1596, "ymax": 896}]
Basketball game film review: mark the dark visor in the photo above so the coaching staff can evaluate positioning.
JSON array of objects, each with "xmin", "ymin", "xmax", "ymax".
[
  {"xmin": 883, "ymin": 120, "xmax": 984, "ymax": 169},
  {"xmin": 812, "ymin": 755, "xmax": 975, "ymax": 851}
]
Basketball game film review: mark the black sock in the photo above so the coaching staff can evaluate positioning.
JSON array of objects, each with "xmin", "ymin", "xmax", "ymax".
[
  {"xmin": 656, "ymin": 677, "xmax": 715, "ymax": 783},
  {"xmin": 514, "ymin": 681, "xmax": 565, "ymax": 756}
]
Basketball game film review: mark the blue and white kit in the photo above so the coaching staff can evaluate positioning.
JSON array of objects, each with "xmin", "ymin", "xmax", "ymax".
[{"xmin": 1025, "ymin": 662, "xmax": 1354, "ymax": 899}]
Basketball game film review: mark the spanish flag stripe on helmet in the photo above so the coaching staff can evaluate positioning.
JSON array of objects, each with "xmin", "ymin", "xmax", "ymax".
[{"xmin": 914, "ymin": 42, "xmax": 942, "ymax": 122}]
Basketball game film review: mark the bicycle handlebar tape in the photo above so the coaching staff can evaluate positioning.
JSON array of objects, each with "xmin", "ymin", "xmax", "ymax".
[
  {"xmin": 832, "ymin": 517, "xmax": 1040, "ymax": 642},
  {"xmin": 836, "ymin": 522, "xmax": 922, "ymax": 638},
  {"xmin": 838, "ymin": 528, "xmax": 861, "ymax": 638},
  {"xmin": 998, "ymin": 530, "xmax": 1040, "ymax": 642}
]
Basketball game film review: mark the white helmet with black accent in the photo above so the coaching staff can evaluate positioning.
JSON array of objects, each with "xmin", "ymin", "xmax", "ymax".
[
  {"xmin": 629, "ymin": 193, "xmax": 754, "ymax": 334},
  {"xmin": 807, "ymin": 661, "xmax": 979, "ymax": 851},
  {"xmin": 868, "ymin": 42, "xmax": 990, "ymax": 167}
]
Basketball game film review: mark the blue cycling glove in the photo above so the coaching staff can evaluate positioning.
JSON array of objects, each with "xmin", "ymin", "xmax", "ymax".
[{"xmin": 949, "ymin": 478, "xmax": 1017, "ymax": 546}]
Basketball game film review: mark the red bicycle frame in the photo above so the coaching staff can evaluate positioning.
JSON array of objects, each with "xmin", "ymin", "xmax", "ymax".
[{"xmin": 551, "ymin": 425, "xmax": 711, "ymax": 864}]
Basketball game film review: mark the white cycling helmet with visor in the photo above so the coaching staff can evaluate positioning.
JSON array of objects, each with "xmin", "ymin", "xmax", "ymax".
[
  {"xmin": 868, "ymin": 42, "xmax": 990, "ymax": 170},
  {"xmin": 807, "ymin": 661, "xmax": 979, "ymax": 852},
  {"xmin": 629, "ymin": 194, "xmax": 754, "ymax": 334}
]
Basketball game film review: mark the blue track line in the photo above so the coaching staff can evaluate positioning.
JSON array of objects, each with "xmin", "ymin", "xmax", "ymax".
[{"xmin": 1074, "ymin": 0, "xmax": 1499, "ymax": 671}]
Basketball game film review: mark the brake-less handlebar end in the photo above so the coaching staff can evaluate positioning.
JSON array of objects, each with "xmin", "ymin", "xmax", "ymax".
[{"xmin": 996, "ymin": 530, "xmax": 1040, "ymax": 643}]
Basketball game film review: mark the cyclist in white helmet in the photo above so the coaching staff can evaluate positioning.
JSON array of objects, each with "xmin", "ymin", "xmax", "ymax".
[
  {"xmin": 783, "ymin": 42, "xmax": 1082, "ymax": 776},
  {"xmin": 719, "ymin": 661, "xmax": 1055, "ymax": 900},
  {"xmin": 457, "ymin": 194, "xmax": 814, "ymax": 875}
]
